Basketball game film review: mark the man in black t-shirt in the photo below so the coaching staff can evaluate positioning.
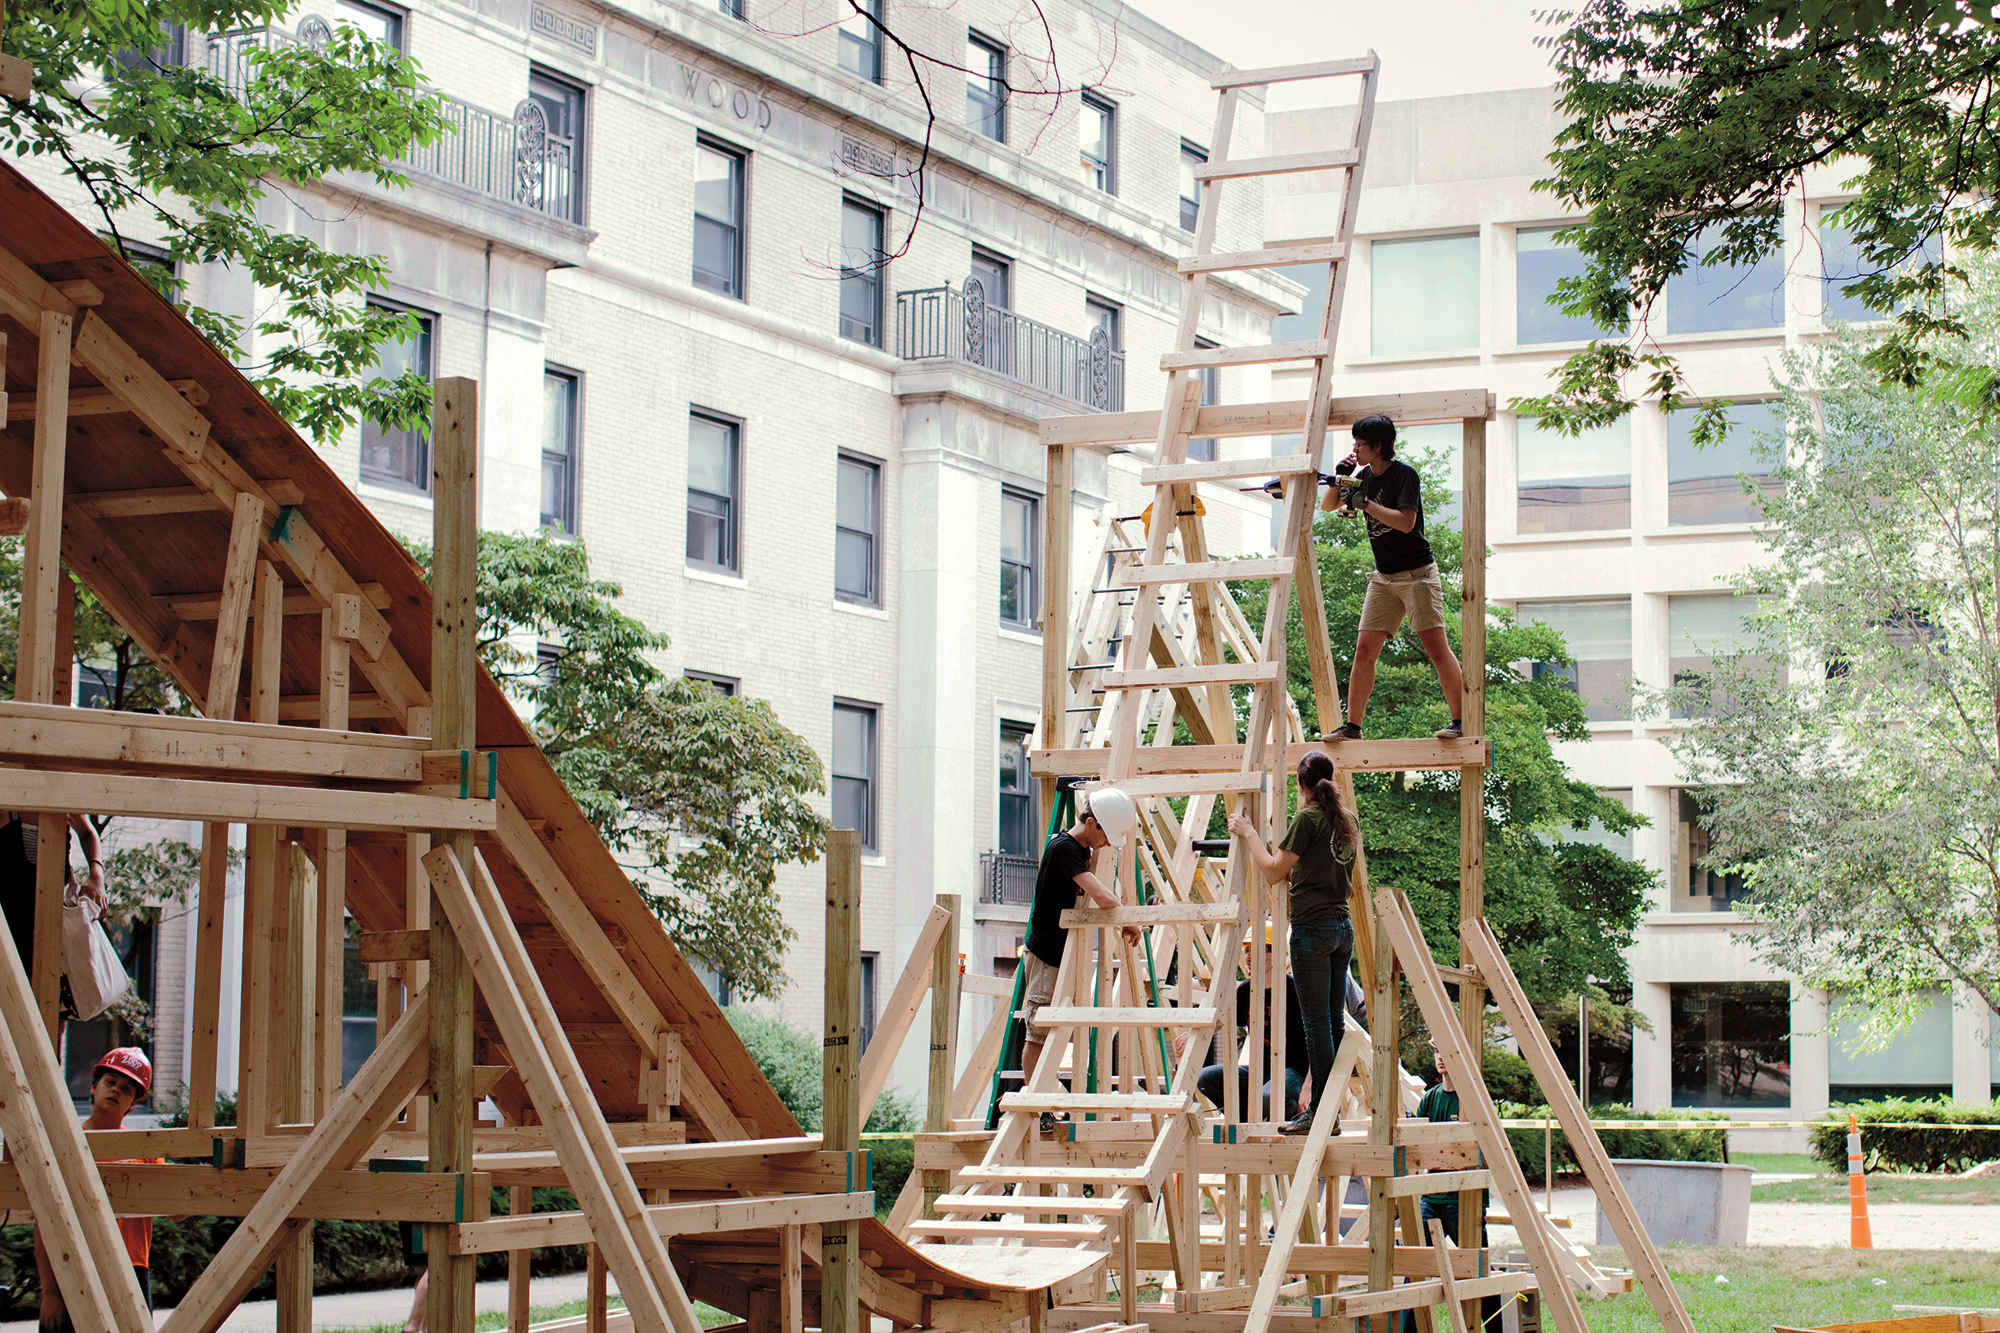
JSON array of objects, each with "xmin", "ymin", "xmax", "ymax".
[
  {"xmin": 1020, "ymin": 793, "xmax": 1141, "ymax": 1084},
  {"xmin": 1321, "ymin": 414, "xmax": 1466, "ymax": 742}
]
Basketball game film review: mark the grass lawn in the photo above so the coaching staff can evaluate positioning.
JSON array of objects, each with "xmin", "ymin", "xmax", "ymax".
[
  {"xmin": 1564, "ymin": 1247, "xmax": 2000, "ymax": 1333},
  {"xmin": 326, "ymin": 1297, "xmax": 739, "ymax": 1332},
  {"xmin": 1735, "ymin": 1153, "xmax": 1825, "ymax": 1174},
  {"xmin": 1752, "ymin": 1174, "xmax": 2000, "ymax": 1204}
]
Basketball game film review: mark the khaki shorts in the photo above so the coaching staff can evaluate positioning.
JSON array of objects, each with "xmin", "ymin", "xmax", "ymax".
[
  {"xmin": 1021, "ymin": 953, "xmax": 1061, "ymax": 1034},
  {"xmin": 1358, "ymin": 563, "xmax": 1447, "ymax": 635}
]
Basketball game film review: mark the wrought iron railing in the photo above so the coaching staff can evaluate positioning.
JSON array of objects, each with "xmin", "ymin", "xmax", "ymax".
[
  {"xmin": 896, "ymin": 282, "xmax": 1125, "ymax": 411},
  {"xmin": 979, "ymin": 851, "xmax": 1039, "ymax": 906},
  {"xmin": 204, "ymin": 19, "xmax": 580, "ymax": 224}
]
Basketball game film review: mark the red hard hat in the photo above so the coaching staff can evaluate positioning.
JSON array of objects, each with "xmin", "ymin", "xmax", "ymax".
[{"xmin": 93, "ymin": 1047, "xmax": 151, "ymax": 1096}]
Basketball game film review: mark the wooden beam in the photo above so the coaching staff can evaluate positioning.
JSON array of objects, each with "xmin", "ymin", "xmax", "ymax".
[
  {"xmin": 5, "ymin": 379, "xmax": 206, "ymax": 423},
  {"xmin": 0, "ymin": 53, "xmax": 30, "ymax": 103},
  {"xmin": 171, "ymin": 582, "xmax": 389, "ymax": 620},
  {"xmin": 70, "ymin": 479, "xmax": 302, "ymax": 519},
  {"xmin": 17, "ymin": 309, "xmax": 71, "ymax": 705},
  {"xmin": 922, "ymin": 893, "xmax": 959, "ymax": 1220},
  {"xmin": 186, "ymin": 823, "xmax": 230, "ymax": 1133},
  {"xmin": 203, "ymin": 492, "xmax": 265, "ymax": 718},
  {"xmin": 160, "ymin": 995, "xmax": 433, "ymax": 1333},
  {"xmin": 68, "ymin": 311, "xmax": 210, "ymax": 462},
  {"xmin": 1037, "ymin": 389, "xmax": 1495, "ymax": 449},
  {"xmin": 855, "ymin": 903, "xmax": 952, "ymax": 1129},
  {"xmin": 0, "ymin": 1160, "xmax": 487, "ymax": 1221},
  {"xmin": 448, "ymin": 1191, "xmax": 878, "ymax": 1255},
  {"xmin": 821, "ymin": 830, "xmax": 862, "ymax": 1333},
  {"xmin": 0, "ymin": 241, "xmax": 80, "ymax": 329},
  {"xmin": 0, "ymin": 768, "xmax": 496, "ymax": 832},
  {"xmin": 1040, "ymin": 442, "xmax": 1071, "ymax": 823},
  {"xmin": 1031, "ymin": 735, "xmax": 1488, "ymax": 778},
  {"xmin": 0, "ymin": 699, "xmax": 429, "ymax": 781},
  {"xmin": 0, "ymin": 496, "xmax": 26, "ymax": 536}
]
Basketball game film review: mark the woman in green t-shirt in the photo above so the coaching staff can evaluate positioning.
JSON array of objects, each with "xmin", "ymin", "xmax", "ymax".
[{"xmin": 1228, "ymin": 749, "xmax": 1359, "ymax": 1135}]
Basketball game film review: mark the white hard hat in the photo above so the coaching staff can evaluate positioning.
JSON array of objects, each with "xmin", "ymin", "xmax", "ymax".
[{"xmin": 1085, "ymin": 786, "xmax": 1137, "ymax": 844}]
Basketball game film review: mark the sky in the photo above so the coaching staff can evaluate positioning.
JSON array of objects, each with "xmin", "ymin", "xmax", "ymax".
[{"xmin": 1120, "ymin": 0, "xmax": 1561, "ymax": 105}]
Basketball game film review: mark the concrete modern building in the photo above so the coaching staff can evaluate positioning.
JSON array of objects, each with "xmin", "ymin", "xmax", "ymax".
[
  {"xmin": 1270, "ymin": 86, "xmax": 1996, "ymax": 1144},
  {"xmin": 22, "ymin": 0, "xmax": 1292, "ymax": 1110}
]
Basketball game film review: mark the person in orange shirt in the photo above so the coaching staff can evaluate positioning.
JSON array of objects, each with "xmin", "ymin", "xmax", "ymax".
[{"xmin": 36, "ymin": 1047, "xmax": 163, "ymax": 1331}]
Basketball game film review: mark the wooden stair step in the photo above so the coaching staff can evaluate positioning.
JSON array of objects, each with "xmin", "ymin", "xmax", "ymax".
[
  {"xmin": 1192, "ymin": 148, "xmax": 1361, "ymax": 181},
  {"xmin": 1102, "ymin": 662, "xmax": 1283, "ymax": 690},
  {"xmin": 1138, "ymin": 453, "xmax": 1316, "ymax": 486},
  {"xmin": 1161, "ymin": 339, "xmax": 1330, "ymax": 370},
  {"xmin": 1000, "ymin": 1091, "xmax": 1193, "ymax": 1114},
  {"xmin": 1070, "ymin": 1323, "xmax": 1150, "ymax": 1333},
  {"xmin": 906, "ymin": 1219, "xmax": 1110, "ymax": 1241},
  {"xmin": 1179, "ymin": 242, "xmax": 1346, "ymax": 275},
  {"xmin": 1212, "ymin": 55, "xmax": 1377, "ymax": 88},
  {"xmin": 957, "ymin": 1164, "xmax": 1150, "ymax": 1187},
  {"xmin": 1383, "ymin": 1168, "xmax": 1493, "ymax": 1198},
  {"xmin": 933, "ymin": 1195, "xmax": 1133, "ymax": 1216},
  {"xmin": 1124, "ymin": 558, "xmax": 1293, "ymax": 585},
  {"xmin": 1031, "ymin": 1006, "xmax": 1218, "ymax": 1029}
]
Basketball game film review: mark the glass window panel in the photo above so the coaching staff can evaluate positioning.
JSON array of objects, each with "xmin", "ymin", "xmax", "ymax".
[
  {"xmin": 1667, "ymin": 592, "xmax": 1784, "ymax": 717},
  {"xmin": 1516, "ymin": 225, "xmax": 1619, "ymax": 345},
  {"xmin": 833, "ymin": 706, "xmax": 870, "ymax": 778},
  {"xmin": 837, "ymin": 0, "xmax": 881, "ymax": 82},
  {"xmin": 1179, "ymin": 144, "xmax": 1205, "ymax": 232},
  {"xmin": 837, "ymin": 456, "xmax": 874, "ymax": 532},
  {"xmin": 1079, "ymin": 95, "xmax": 1114, "ymax": 191},
  {"xmin": 1085, "ymin": 299, "xmax": 1120, "ymax": 349},
  {"xmin": 693, "ymin": 143, "xmax": 742, "ymax": 296},
  {"xmin": 1667, "ymin": 400, "xmax": 1782, "ymax": 526},
  {"xmin": 1665, "ymin": 221, "xmax": 1785, "ymax": 334},
  {"xmin": 1559, "ymin": 789, "xmax": 1634, "ymax": 858},
  {"xmin": 687, "ymin": 419, "xmax": 734, "ymax": 494},
  {"xmin": 966, "ymin": 35, "xmax": 1005, "ymax": 141},
  {"xmin": 970, "ymin": 251, "xmax": 1009, "ymax": 308},
  {"xmin": 840, "ymin": 200, "xmax": 883, "ymax": 345},
  {"xmin": 1371, "ymin": 234, "xmax": 1479, "ymax": 356},
  {"xmin": 999, "ymin": 724, "xmax": 1036, "ymax": 856},
  {"xmin": 335, "ymin": 0, "xmax": 402, "ymax": 46},
  {"xmin": 835, "ymin": 531, "xmax": 872, "ymax": 598},
  {"xmin": 1517, "ymin": 598, "xmax": 1631, "ymax": 722},
  {"xmin": 835, "ymin": 455, "xmax": 876, "ymax": 602},
  {"xmin": 1818, "ymin": 213, "xmax": 1942, "ymax": 323},
  {"xmin": 694, "ymin": 146, "xmax": 738, "ymax": 223},
  {"xmin": 360, "ymin": 302, "xmax": 433, "ymax": 491},
  {"xmin": 1516, "ymin": 416, "xmax": 1630, "ymax": 533},
  {"xmin": 687, "ymin": 415, "xmax": 737, "ymax": 571},
  {"xmin": 1270, "ymin": 263, "xmax": 1329, "ymax": 345},
  {"xmin": 541, "ymin": 370, "xmax": 578, "ymax": 534},
  {"xmin": 832, "ymin": 702, "xmax": 876, "ymax": 847},
  {"xmin": 1670, "ymin": 982, "xmax": 1792, "ymax": 1107},
  {"xmin": 1395, "ymin": 421, "xmax": 1460, "ymax": 527},
  {"xmin": 1829, "ymin": 991, "xmax": 1953, "ymax": 1097}
]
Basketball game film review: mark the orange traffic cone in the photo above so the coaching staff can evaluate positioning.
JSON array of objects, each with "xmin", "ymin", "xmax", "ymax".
[{"xmin": 1848, "ymin": 1113, "xmax": 1873, "ymax": 1249}]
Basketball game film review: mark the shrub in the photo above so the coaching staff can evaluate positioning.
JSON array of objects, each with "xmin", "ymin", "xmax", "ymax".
[
  {"xmin": 1495, "ymin": 1103, "xmax": 1727, "ymax": 1185},
  {"xmin": 1807, "ymin": 1098, "xmax": 2000, "ymax": 1174},
  {"xmin": 724, "ymin": 1007, "xmax": 920, "ymax": 1134}
]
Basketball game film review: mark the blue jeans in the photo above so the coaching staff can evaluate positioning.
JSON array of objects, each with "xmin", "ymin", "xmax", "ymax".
[
  {"xmin": 1197, "ymin": 1062, "xmax": 1305, "ymax": 1120},
  {"xmin": 1291, "ymin": 916, "xmax": 1354, "ymax": 1122}
]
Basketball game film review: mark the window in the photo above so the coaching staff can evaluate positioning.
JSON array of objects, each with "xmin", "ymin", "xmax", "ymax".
[
  {"xmin": 967, "ymin": 250, "xmax": 1012, "ymax": 376},
  {"xmin": 342, "ymin": 928, "xmax": 379, "ymax": 1081},
  {"xmin": 694, "ymin": 138, "xmax": 745, "ymax": 298},
  {"xmin": 686, "ymin": 412, "xmax": 741, "ymax": 573},
  {"xmin": 1079, "ymin": 92, "xmax": 1116, "ymax": 193},
  {"xmin": 536, "ymin": 641, "xmax": 564, "ymax": 687},
  {"xmin": 859, "ymin": 953, "xmax": 879, "ymax": 1052},
  {"xmin": 1372, "ymin": 234, "xmax": 1479, "ymax": 356},
  {"xmin": 1668, "ymin": 592, "xmax": 1783, "ymax": 717},
  {"xmin": 718, "ymin": 0, "xmax": 744, "ymax": 17},
  {"xmin": 1558, "ymin": 789, "xmax": 1633, "ymax": 859},
  {"xmin": 1670, "ymin": 982, "xmax": 1791, "ymax": 1107},
  {"xmin": 966, "ymin": 33, "xmax": 1006, "ymax": 141},
  {"xmin": 1665, "ymin": 220, "xmax": 1784, "ymax": 334},
  {"xmin": 1179, "ymin": 143, "xmax": 1207, "ymax": 231},
  {"xmin": 335, "ymin": 0, "xmax": 404, "ymax": 47},
  {"xmin": 1830, "ymin": 991, "xmax": 1953, "ymax": 1103},
  {"xmin": 685, "ymin": 671, "xmax": 739, "ymax": 696},
  {"xmin": 106, "ymin": 237, "xmax": 180, "ymax": 303},
  {"xmin": 1818, "ymin": 211, "xmax": 1941, "ymax": 323},
  {"xmin": 999, "ymin": 723, "xmax": 1037, "ymax": 856},
  {"xmin": 1395, "ymin": 421, "xmax": 1461, "ymax": 526},
  {"xmin": 527, "ymin": 69, "xmax": 586, "ymax": 225},
  {"xmin": 1270, "ymin": 262, "xmax": 1329, "ymax": 343},
  {"xmin": 1667, "ymin": 400, "xmax": 1783, "ymax": 526},
  {"xmin": 1517, "ymin": 598, "xmax": 1632, "ymax": 723},
  {"xmin": 838, "ymin": 0, "xmax": 882, "ymax": 82},
  {"xmin": 360, "ymin": 298, "xmax": 434, "ymax": 493},
  {"xmin": 832, "ymin": 700, "xmax": 879, "ymax": 850},
  {"xmin": 1188, "ymin": 341, "xmax": 1219, "ymax": 462},
  {"xmin": 1000, "ymin": 490, "xmax": 1038, "ymax": 629},
  {"xmin": 542, "ymin": 368, "xmax": 580, "ymax": 534},
  {"xmin": 1672, "ymin": 787, "xmax": 1750, "ymax": 911},
  {"xmin": 1085, "ymin": 297, "xmax": 1121, "ymax": 350},
  {"xmin": 839, "ymin": 197, "xmax": 885, "ymax": 346},
  {"xmin": 970, "ymin": 249, "xmax": 1010, "ymax": 309},
  {"xmin": 1517, "ymin": 225, "xmax": 1619, "ymax": 345},
  {"xmin": 113, "ymin": 21, "xmax": 185, "ymax": 74},
  {"xmin": 836, "ymin": 453, "xmax": 880, "ymax": 604},
  {"xmin": 1516, "ymin": 416, "xmax": 1630, "ymax": 533}
]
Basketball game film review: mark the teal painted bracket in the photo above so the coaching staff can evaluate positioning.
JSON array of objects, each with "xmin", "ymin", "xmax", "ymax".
[
  {"xmin": 268, "ymin": 505, "xmax": 296, "ymax": 544},
  {"xmin": 210, "ymin": 1137, "xmax": 246, "ymax": 1169}
]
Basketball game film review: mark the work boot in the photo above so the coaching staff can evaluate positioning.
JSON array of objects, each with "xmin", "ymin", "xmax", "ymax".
[
  {"xmin": 1328, "ymin": 722, "xmax": 1363, "ymax": 741},
  {"xmin": 1435, "ymin": 719, "xmax": 1464, "ymax": 740}
]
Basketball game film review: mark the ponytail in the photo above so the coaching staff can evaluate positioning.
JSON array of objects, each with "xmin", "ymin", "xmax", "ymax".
[{"xmin": 1296, "ymin": 750, "xmax": 1356, "ymax": 849}]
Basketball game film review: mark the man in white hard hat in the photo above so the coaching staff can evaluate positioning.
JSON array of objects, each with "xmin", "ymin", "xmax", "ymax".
[{"xmin": 1019, "ymin": 789, "xmax": 1142, "ymax": 1118}]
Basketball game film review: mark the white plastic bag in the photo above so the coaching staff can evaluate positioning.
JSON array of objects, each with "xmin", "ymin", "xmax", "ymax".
[{"xmin": 62, "ymin": 890, "xmax": 130, "ymax": 1020}]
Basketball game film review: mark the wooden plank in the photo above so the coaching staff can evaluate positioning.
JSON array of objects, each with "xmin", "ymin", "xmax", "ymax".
[
  {"xmin": 0, "ymin": 699, "xmax": 427, "ymax": 782},
  {"xmin": 203, "ymin": 491, "xmax": 266, "ymax": 717},
  {"xmin": 1178, "ymin": 243, "xmax": 1346, "ymax": 275},
  {"xmin": 160, "ymin": 995, "xmax": 432, "ymax": 1333},
  {"xmin": 1211, "ymin": 55, "xmax": 1376, "ymax": 88},
  {"xmin": 1031, "ymin": 736, "xmax": 1487, "ymax": 778},
  {"xmin": 1124, "ymin": 558, "xmax": 1294, "ymax": 585},
  {"xmin": 30, "ymin": 813, "xmax": 63, "ymax": 1041},
  {"xmin": 1079, "ymin": 772, "xmax": 1264, "ymax": 798},
  {"xmin": 509, "ymin": 1184, "xmax": 533, "ymax": 1333},
  {"xmin": 1059, "ymin": 902, "xmax": 1245, "ymax": 926},
  {"xmin": 1463, "ymin": 919, "xmax": 1694, "ymax": 1333},
  {"xmin": 0, "ymin": 1161, "xmax": 487, "ymax": 1221},
  {"xmin": 1334, "ymin": 1271, "xmax": 1537, "ymax": 1319},
  {"xmin": 449, "ymin": 1191, "xmax": 879, "ymax": 1255},
  {"xmin": 171, "ymin": 582, "xmax": 388, "ymax": 619},
  {"xmin": 1194, "ymin": 148, "xmax": 1361, "ymax": 181},
  {"xmin": 0, "ymin": 768, "xmax": 496, "ymax": 831},
  {"xmin": 1041, "ymin": 441, "xmax": 1072, "ymax": 819},
  {"xmin": 1139, "ymin": 454, "xmax": 1315, "ymax": 486},
  {"xmin": 360, "ymin": 929, "xmax": 431, "ymax": 963},
  {"xmin": 5, "ymin": 379, "xmax": 206, "ymax": 422},
  {"xmin": 68, "ymin": 310, "xmax": 211, "ymax": 461},
  {"xmin": 1161, "ymin": 339, "xmax": 1329, "ymax": 370},
  {"xmin": 1037, "ymin": 389, "xmax": 1494, "ymax": 449},
  {"xmin": 0, "ymin": 241, "xmax": 81, "ymax": 328},
  {"xmin": 0, "ymin": 496, "xmax": 26, "ymax": 536},
  {"xmin": 1384, "ymin": 1169, "xmax": 1491, "ymax": 1198},
  {"xmin": 1128, "ymin": 1240, "xmax": 1484, "ymax": 1279},
  {"xmin": 822, "ymin": 830, "xmax": 862, "ymax": 1333},
  {"xmin": 922, "ymin": 893, "xmax": 959, "ymax": 1221},
  {"xmin": 17, "ymin": 309, "xmax": 71, "ymax": 706},
  {"xmin": 855, "ymin": 903, "xmax": 952, "ymax": 1128},
  {"xmin": 779, "ymin": 1225, "xmax": 803, "ymax": 1333},
  {"xmin": 71, "ymin": 479, "xmax": 302, "ymax": 518},
  {"xmin": 1030, "ymin": 1006, "xmax": 1215, "ymax": 1028},
  {"xmin": 186, "ymin": 822, "xmax": 230, "ymax": 1132},
  {"xmin": 998, "ymin": 1091, "xmax": 1190, "ymax": 1113},
  {"xmin": 0, "ymin": 54, "xmax": 30, "ymax": 104},
  {"xmin": 1102, "ymin": 662, "xmax": 1282, "ymax": 690}
]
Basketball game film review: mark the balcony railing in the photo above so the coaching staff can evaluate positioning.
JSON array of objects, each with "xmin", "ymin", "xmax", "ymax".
[
  {"xmin": 204, "ymin": 19, "xmax": 580, "ymax": 225},
  {"xmin": 979, "ymin": 851, "xmax": 1039, "ymax": 906},
  {"xmin": 896, "ymin": 282, "xmax": 1125, "ymax": 411}
]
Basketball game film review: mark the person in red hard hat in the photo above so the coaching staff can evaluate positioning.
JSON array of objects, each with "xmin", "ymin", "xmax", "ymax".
[{"xmin": 36, "ymin": 1047, "xmax": 165, "ymax": 1330}]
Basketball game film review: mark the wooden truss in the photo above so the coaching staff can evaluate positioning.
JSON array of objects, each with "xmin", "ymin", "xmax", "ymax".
[{"xmin": 884, "ymin": 51, "xmax": 1700, "ymax": 1333}]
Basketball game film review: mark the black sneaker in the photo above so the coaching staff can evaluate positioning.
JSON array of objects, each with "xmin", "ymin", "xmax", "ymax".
[
  {"xmin": 1435, "ymin": 719, "xmax": 1464, "ymax": 740},
  {"xmin": 1278, "ymin": 1111, "xmax": 1315, "ymax": 1135},
  {"xmin": 1039, "ymin": 1111, "xmax": 1060, "ymax": 1136},
  {"xmin": 1328, "ymin": 722, "xmax": 1363, "ymax": 741}
]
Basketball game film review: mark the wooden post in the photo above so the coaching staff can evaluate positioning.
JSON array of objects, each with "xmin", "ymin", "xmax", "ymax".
[
  {"xmin": 780, "ymin": 1224, "xmax": 804, "ymax": 1333},
  {"xmin": 587, "ymin": 1245, "xmax": 608, "ymax": 1333},
  {"xmin": 22, "ymin": 311, "xmax": 72, "ymax": 1040},
  {"xmin": 187, "ymin": 822, "xmax": 230, "ymax": 1131},
  {"xmin": 51, "ymin": 570, "xmax": 73, "ymax": 706},
  {"xmin": 317, "ymin": 609, "xmax": 351, "ymax": 1113},
  {"xmin": 821, "ymin": 829, "xmax": 862, "ymax": 1333},
  {"xmin": 922, "ymin": 893, "xmax": 959, "ymax": 1220},
  {"xmin": 427, "ymin": 376, "xmax": 479, "ymax": 1333},
  {"xmin": 508, "ymin": 1183, "xmax": 533, "ymax": 1332},
  {"xmin": 275, "ymin": 843, "xmax": 317, "ymax": 1329},
  {"xmin": 239, "ymin": 561, "xmax": 284, "ymax": 1136},
  {"xmin": 206, "ymin": 492, "xmax": 267, "ymax": 719},
  {"xmin": 1366, "ymin": 906, "xmax": 1400, "ymax": 1297},
  {"xmin": 1040, "ymin": 442, "xmax": 1071, "ymax": 819},
  {"xmin": 1456, "ymin": 414, "xmax": 1488, "ymax": 1249}
]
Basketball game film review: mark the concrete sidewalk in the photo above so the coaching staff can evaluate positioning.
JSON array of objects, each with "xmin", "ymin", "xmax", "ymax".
[{"xmin": 1504, "ymin": 1180, "xmax": 2000, "ymax": 1252}]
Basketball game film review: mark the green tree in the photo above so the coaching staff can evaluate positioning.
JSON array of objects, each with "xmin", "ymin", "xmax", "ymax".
[
  {"xmin": 2, "ymin": 0, "xmax": 448, "ymax": 441},
  {"xmin": 1520, "ymin": 0, "xmax": 2000, "ymax": 437},
  {"xmin": 416, "ymin": 532, "xmax": 828, "ymax": 1001},
  {"xmin": 1231, "ymin": 462, "xmax": 1654, "ymax": 1012},
  {"xmin": 1654, "ymin": 280, "xmax": 2000, "ymax": 1031}
]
